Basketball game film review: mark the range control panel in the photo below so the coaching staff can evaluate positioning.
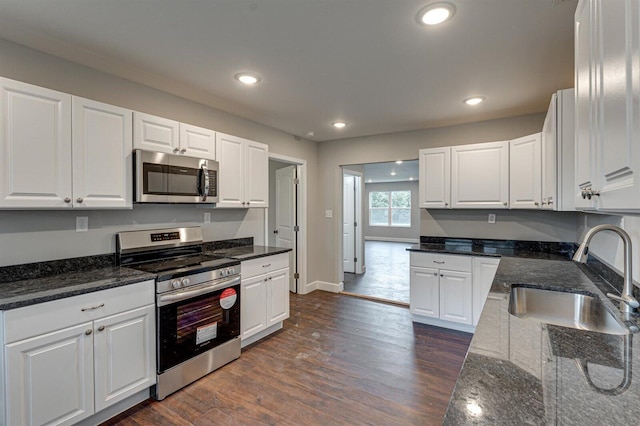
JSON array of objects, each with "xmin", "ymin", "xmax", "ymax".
[{"xmin": 151, "ymin": 231, "xmax": 181, "ymax": 242}]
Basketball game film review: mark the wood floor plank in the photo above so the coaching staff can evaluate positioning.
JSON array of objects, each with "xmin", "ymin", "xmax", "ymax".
[{"xmin": 102, "ymin": 291, "xmax": 471, "ymax": 426}]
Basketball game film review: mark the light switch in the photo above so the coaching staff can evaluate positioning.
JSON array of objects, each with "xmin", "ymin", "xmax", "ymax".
[{"xmin": 76, "ymin": 216, "xmax": 89, "ymax": 232}]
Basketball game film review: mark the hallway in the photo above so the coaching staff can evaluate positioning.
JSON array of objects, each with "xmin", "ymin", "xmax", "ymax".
[{"xmin": 343, "ymin": 240, "xmax": 411, "ymax": 304}]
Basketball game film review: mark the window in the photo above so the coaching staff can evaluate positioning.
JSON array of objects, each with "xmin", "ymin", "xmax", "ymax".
[{"xmin": 369, "ymin": 191, "xmax": 411, "ymax": 227}]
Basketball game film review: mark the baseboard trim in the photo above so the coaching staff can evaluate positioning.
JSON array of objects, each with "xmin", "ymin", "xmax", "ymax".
[
  {"xmin": 305, "ymin": 280, "xmax": 344, "ymax": 293},
  {"xmin": 411, "ymin": 314, "xmax": 476, "ymax": 334},
  {"xmin": 340, "ymin": 291, "xmax": 409, "ymax": 308},
  {"xmin": 364, "ymin": 236, "xmax": 420, "ymax": 243},
  {"xmin": 241, "ymin": 322, "xmax": 283, "ymax": 348},
  {"xmin": 76, "ymin": 388, "xmax": 151, "ymax": 426}
]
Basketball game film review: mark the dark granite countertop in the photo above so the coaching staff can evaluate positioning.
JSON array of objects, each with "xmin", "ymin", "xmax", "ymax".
[
  {"xmin": 0, "ymin": 266, "xmax": 155, "ymax": 310},
  {"xmin": 208, "ymin": 245, "xmax": 291, "ymax": 261},
  {"xmin": 442, "ymin": 255, "xmax": 640, "ymax": 425}
]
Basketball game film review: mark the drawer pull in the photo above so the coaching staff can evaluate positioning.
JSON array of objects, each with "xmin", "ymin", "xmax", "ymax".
[
  {"xmin": 262, "ymin": 264, "xmax": 272, "ymax": 268},
  {"xmin": 98, "ymin": 325, "xmax": 105, "ymax": 332},
  {"xmin": 81, "ymin": 303, "xmax": 104, "ymax": 312},
  {"xmin": 433, "ymin": 261, "xmax": 445, "ymax": 264},
  {"xmin": 85, "ymin": 329, "xmax": 93, "ymax": 336}
]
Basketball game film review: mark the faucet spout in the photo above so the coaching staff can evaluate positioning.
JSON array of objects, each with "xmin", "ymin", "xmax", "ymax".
[{"xmin": 573, "ymin": 224, "xmax": 638, "ymax": 314}]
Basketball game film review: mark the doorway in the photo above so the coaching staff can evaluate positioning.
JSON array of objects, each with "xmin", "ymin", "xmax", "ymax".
[
  {"xmin": 340, "ymin": 160, "xmax": 419, "ymax": 305},
  {"xmin": 267, "ymin": 154, "xmax": 307, "ymax": 294}
]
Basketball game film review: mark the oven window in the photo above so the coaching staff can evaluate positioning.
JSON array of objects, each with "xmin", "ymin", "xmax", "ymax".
[{"xmin": 177, "ymin": 298, "xmax": 222, "ymax": 341}]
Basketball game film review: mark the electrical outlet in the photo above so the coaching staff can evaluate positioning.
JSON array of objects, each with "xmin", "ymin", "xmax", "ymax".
[
  {"xmin": 488, "ymin": 214, "xmax": 496, "ymax": 224},
  {"xmin": 325, "ymin": 210, "xmax": 333, "ymax": 218},
  {"xmin": 204, "ymin": 212, "xmax": 211, "ymax": 223},
  {"xmin": 76, "ymin": 216, "xmax": 89, "ymax": 232}
]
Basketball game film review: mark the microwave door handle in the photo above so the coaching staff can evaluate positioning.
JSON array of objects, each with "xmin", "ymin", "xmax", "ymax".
[{"xmin": 200, "ymin": 165, "xmax": 209, "ymax": 201}]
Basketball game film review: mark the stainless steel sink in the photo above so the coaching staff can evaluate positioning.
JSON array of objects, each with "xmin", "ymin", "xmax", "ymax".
[{"xmin": 508, "ymin": 286, "xmax": 629, "ymax": 335}]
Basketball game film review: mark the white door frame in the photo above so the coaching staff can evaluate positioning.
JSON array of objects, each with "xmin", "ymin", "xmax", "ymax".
[
  {"xmin": 342, "ymin": 168, "xmax": 364, "ymax": 275},
  {"xmin": 266, "ymin": 153, "xmax": 308, "ymax": 294}
]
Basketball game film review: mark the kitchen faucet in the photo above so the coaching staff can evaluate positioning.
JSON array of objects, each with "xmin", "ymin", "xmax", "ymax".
[{"xmin": 573, "ymin": 224, "xmax": 639, "ymax": 314}]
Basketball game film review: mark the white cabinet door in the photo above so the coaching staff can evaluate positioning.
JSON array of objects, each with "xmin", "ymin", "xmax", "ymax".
[
  {"xmin": 72, "ymin": 97, "xmax": 133, "ymax": 209},
  {"xmin": 133, "ymin": 111, "xmax": 179, "ymax": 154},
  {"xmin": 451, "ymin": 141, "xmax": 509, "ymax": 209},
  {"xmin": 472, "ymin": 257, "xmax": 500, "ymax": 326},
  {"xmin": 592, "ymin": 0, "xmax": 640, "ymax": 210},
  {"xmin": 409, "ymin": 266, "xmax": 440, "ymax": 318},
  {"xmin": 6, "ymin": 322, "xmax": 94, "ymax": 426},
  {"xmin": 266, "ymin": 268, "xmax": 290, "ymax": 326},
  {"xmin": 93, "ymin": 304, "xmax": 155, "ymax": 412},
  {"xmin": 244, "ymin": 139, "xmax": 269, "ymax": 207},
  {"xmin": 216, "ymin": 132, "xmax": 245, "ymax": 208},
  {"xmin": 241, "ymin": 273, "xmax": 268, "ymax": 339},
  {"xmin": 574, "ymin": 0, "xmax": 597, "ymax": 210},
  {"xmin": 179, "ymin": 123, "xmax": 216, "ymax": 160},
  {"xmin": 418, "ymin": 147, "xmax": 451, "ymax": 208},
  {"xmin": 542, "ymin": 94, "xmax": 557, "ymax": 210},
  {"xmin": 510, "ymin": 133, "xmax": 542, "ymax": 209},
  {"xmin": 439, "ymin": 270, "xmax": 473, "ymax": 325},
  {"xmin": 0, "ymin": 77, "xmax": 72, "ymax": 208}
]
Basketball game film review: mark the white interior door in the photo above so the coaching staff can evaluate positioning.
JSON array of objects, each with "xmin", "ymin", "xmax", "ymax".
[
  {"xmin": 275, "ymin": 165, "xmax": 297, "ymax": 292},
  {"xmin": 353, "ymin": 174, "xmax": 364, "ymax": 274},
  {"xmin": 343, "ymin": 174, "xmax": 355, "ymax": 273}
]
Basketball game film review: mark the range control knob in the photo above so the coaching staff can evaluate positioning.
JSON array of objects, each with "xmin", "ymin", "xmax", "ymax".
[
  {"xmin": 181, "ymin": 278, "xmax": 191, "ymax": 287},
  {"xmin": 221, "ymin": 269, "xmax": 228, "ymax": 277},
  {"xmin": 228, "ymin": 268, "xmax": 235, "ymax": 275},
  {"xmin": 171, "ymin": 279, "xmax": 181, "ymax": 289}
]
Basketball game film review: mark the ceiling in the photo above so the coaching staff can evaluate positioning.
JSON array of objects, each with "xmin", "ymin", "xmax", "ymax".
[
  {"xmin": 363, "ymin": 161, "xmax": 419, "ymax": 184},
  {"xmin": 0, "ymin": 0, "xmax": 578, "ymax": 142}
]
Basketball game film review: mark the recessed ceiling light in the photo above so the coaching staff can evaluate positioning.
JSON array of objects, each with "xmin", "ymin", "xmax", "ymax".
[
  {"xmin": 234, "ymin": 73, "xmax": 261, "ymax": 85},
  {"xmin": 332, "ymin": 121, "xmax": 348, "ymax": 129},
  {"xmin": 396, "ymin": 160, "xmax": 403, "ymax": 164},
  {"xmin": 464, "ymin": 96, "xmax": 485, "ymax": 106},
  {"xmin": 306, "ymin": 131, "xmax": 315, "ymax": 138},
  {"xmin": 391, "ymin": 172, "xmax": 397, "ymax": 176},
  {"xmin": 417, "ymin": 2, "xmax": 456, "ymax": 26}
]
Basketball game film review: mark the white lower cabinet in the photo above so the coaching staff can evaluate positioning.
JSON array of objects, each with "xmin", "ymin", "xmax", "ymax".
[
  {"xmin": 3, "ymin": 281, "xmax": 155, "ymax": 426},
  {"xmin": 240, "ymin": 253, "xmax": 290, "ymax": 346},
  {"xmin": 410, "ymin": 252, "xmax": 500, "ymax": 332}
]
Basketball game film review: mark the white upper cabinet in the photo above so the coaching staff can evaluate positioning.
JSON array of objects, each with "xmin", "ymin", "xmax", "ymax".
[
  {"xmin": 0, "ymin": 78, "xmax": 132, "ymax": 209},
  {"xmin": 216, "ymin": 132, "xmax": 268, "ymax": 208},
  {"xmin": 418, "ymin": 147, "xmax": 451, "ymax": 208},
  {"xmin": 72, "ymin": 97, "xmax": 132, "ymax": 209},
  {"xmin": 510, "ymin": 133, "xmax": 542, "ymax": 209},
  {"xmin": 0, "ymin": 77, "xmax": 72, "ymax": 208},
  {"xmin": 542, "ymin": 89, "xmax": 575, "ymax": 211},
  {"xmin": 133, "ymin": 112, "xmax": 216, "ymax": 160},
  {"xmin": 574, "ymin": 0, "xmax": 640, "ymax": 210},
  {"xmin": 451, "ymin": 141, "xmax": 510, "ymax": 209}
]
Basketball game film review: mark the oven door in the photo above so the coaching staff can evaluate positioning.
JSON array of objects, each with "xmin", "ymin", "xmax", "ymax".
[{"xmin": 157, "ymin": 276, "xmax": 240, "ymax": 373}]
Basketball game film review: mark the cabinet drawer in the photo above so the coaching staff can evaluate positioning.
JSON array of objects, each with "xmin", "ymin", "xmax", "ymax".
[
  {"xmin": 410, "ymin": 252, "xmax": 472, "ymax": 272},
  {"xmin": 5, "ymin": 280, "xmax": 155, "ymax": 344},
  {"xmin": 242, "ymin": 253, "xmax": 290, "ymax": 279}
]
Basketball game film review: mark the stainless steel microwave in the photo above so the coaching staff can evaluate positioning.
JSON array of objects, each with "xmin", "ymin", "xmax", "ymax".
[{"xmin": 134, "ymin": 149, "xmax": 218, "ymax": 204}]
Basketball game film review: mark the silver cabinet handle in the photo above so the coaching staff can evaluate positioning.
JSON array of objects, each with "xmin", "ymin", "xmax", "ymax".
[
  {"xmin": 433, "ymin": 261, "xmax": 445, "ymax": 264},
  {"xmin": 173, "ymin": 147, "xmax": 180, "ymax": 153},
  {"xmin": 180, "ymin": 148, "xmax": 187, "ymax": 154},
  {"xmin": 247, "ymin": 201, "xmax": 251, "ymax": 205},
  {"xmin": 503, "ymin": 202, "xmax": 508, "ymax": 206},
  {"xmin": 98, "ymin": 325, "xmax": 105, "ymax": 332},
  {"xmin": 534, "ymin": 201, "xmax": 539, "ymax": 206},
  {"xmin": 444, "ymin": 202, "xmax": 449, "ymax": 206},
  {"xmin": 64, "ymin": 197, "xmax": 71, "ymax": 203},
  {"xmin": 264, "ymin": 278, "xmax": 268, "ymax": 282},
  {"xmin": 262, "ymin": 264, "xmax": 272, "ymax": 268},
  {"xmin": 85, "ymin": 329, "xmax": 93, "ymax": 335},
  {"xmin": 268, "ymin": 277, "xmax": 272, "ymax": 280},
  {"xmin": 76, "ymin": 197, "xmax": 83, "ymax": 204},
  {"xmin": 81, "ymin": 303, "xmax": 104, "ymax": 312}
]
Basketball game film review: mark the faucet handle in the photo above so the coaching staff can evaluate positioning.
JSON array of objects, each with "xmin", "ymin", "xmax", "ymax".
[{"xmin": 607, "ymin": 293, "xmax": 640, "ymax": 309}]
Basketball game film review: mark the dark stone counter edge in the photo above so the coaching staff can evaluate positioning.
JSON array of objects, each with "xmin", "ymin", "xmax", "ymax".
[
  {"xmin": 209, "ymin": 246, "xmax": 292, "ymax": 261},
  {"xmin": 0, "ymin": 272, "xmax": 155, "ymax": 311}
]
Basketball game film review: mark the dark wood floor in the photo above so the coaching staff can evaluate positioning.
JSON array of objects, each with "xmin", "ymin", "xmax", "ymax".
[
  {"xmin": 343, "ymin": 241, "xmax": 411, "ymax": 303},
  {"xmin": 103, "ymin": 291, "xmax": 472, "ymax": 425}
]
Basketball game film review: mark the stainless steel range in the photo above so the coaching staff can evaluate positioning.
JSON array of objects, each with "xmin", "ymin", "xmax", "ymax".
[{"xmin": 116, "ymin": 226, "xmax": 241, "ymax": 400}]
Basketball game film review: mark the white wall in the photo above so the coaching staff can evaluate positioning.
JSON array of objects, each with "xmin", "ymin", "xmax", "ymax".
[
  {"xmin": 0, "ymin": 39, "xmax": 320, "ymax": 272},
  {"xmin": 364, "ymin": 181, "xmax": 420, "ymax": 241}
]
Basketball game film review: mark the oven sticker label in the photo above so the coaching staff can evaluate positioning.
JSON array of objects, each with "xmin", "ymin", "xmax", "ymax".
[
  {"xmin": 220, "ymin": 288, "xmax": 237, "ymax": 310},
  {"xmin": 196, "ymin": 323, "xmax": 217, "ymax": 345}
]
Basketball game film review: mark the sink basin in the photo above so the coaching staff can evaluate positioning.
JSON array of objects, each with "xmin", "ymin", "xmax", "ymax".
[{"xmin": 508, "ymin": 286, "xmax": 629, "ymax": 335}]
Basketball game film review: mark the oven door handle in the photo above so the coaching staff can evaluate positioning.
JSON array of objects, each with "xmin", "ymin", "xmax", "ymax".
[{"xmin": 157, "ymin": 276, "xmax": 241, "ymax": 306}]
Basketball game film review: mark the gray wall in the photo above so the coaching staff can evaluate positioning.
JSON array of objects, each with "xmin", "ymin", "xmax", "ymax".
[
  {"xmin": 364, "ymin": 181, "xmax": 420, "ymax": 241},
  {"xmin": 317, "ymin": 112, "xmax": 571, "ymax": 284},
  {"xmin": 0, "ymin": 39, "xmax": 320, "ymax": 275}
]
